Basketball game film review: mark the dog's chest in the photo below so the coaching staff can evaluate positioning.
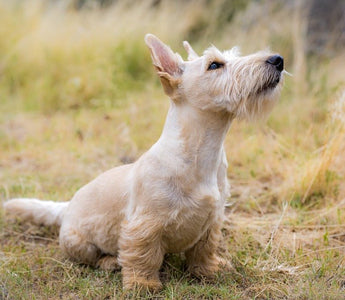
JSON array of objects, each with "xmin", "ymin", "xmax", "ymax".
[{"xmin": 162, "ymin": 196, "xmax": 219, "ymax": 253}]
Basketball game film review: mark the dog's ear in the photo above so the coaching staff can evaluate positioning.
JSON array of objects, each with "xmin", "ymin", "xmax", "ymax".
[
  {"xmin": 183, "ymin": 41, "xmax": 199, "ymax": 61},
  {"xmin": 145, "ymin": 34, "xmax": 183, "ymax": 98}
]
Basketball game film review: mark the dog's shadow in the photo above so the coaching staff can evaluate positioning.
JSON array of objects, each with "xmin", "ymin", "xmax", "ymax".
[{"xmin": 160, "ymin": 253, "xmax": 189, "ymax": 282}]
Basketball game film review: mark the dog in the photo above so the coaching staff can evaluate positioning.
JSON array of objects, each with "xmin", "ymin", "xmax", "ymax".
[{"xmin": 4, "ymin": 34, "xmax": 284, "ymax": 291}]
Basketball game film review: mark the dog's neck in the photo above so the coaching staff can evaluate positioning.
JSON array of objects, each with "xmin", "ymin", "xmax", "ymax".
[{"xmin": 156, "ymin": 101, "xmax": 233, "ymax": 183}]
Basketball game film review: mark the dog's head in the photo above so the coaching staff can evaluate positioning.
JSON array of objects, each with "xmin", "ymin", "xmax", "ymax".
[{"xmin": 145, "ymin": 34, "xmax": 284, "ymax": 120}]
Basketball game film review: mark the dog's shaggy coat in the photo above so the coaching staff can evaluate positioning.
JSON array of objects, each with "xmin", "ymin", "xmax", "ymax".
[{"xmin": 4, "ymin": 34, "xmax": 284, "ymax": 290}]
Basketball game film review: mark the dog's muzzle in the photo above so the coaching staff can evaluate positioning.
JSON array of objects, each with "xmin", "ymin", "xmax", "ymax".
[
  {"xmin": 262, "ymin": 55, "xmax": 284, "ymax": 90},
  {"xmin": 251, "ymin": 55, "xmax": 284, "ymax": 96}
]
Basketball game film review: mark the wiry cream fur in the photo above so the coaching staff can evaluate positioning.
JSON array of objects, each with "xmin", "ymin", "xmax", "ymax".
[{"xmin": 4, "ymin": 34, "xmax": 284, "ymax": 291}]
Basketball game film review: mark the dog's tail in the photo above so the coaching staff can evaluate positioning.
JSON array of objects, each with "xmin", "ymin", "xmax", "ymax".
[{"xmin": 3, "ymin": 198, "xmax": 69, "ymax": 227}]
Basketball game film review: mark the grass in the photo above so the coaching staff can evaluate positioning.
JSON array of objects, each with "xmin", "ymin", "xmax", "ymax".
[{"xmin": 1, "ymin": 0, "xmax": 345, "ymax": 299}]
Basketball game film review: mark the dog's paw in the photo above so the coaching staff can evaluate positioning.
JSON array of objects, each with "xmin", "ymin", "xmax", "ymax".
[
  {"xmin": 96, "ymin": 256, "xmax": 121, "ymax": 271},
  {"xmin": 188, "ymin": 256, "xmax": 232, "ymax": 279},
  {"xmin": 188, "ymin": 264, "xmax": 218, "ymax": 279},
  {"xmin": 217, "ymin": 257, "xmax": 233, "ymax": 272},
  {"xmin": 123, "ymin": 277, "xmax": 163, "ymax": 292}
]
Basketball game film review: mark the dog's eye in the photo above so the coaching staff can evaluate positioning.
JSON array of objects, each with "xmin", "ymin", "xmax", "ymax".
[{"xmin": 208, "ymin": 62, "xmax": 224, "ymax": 71}]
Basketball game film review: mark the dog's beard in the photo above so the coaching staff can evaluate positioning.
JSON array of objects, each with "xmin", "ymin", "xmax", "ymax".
[
  {"xmin": 255, "ymin": 67, "xmax": 282, "ymax": 95},
  {"xmin": 256, "ymin": 73, "xmax": 281, "ymax": 94},
  {"xmin": 237, "ymin": 65, "xmax": 284, "ymax": 120},
  {"xmin": 235, "ymin": 76, "xmax": 283, "ymax": 121}
]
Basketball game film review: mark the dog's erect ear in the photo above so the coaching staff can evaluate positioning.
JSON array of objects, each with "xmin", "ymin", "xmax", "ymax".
[
  {"xmin": 183, "ymin": 41, "xmax": 199, "ymax": 61},
  {"xmin": 145, "ymin": 34, "xmax": 183, "ymax": 98}
]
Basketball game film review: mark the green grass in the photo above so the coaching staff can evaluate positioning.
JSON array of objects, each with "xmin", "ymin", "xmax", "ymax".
[{"xmin": 1, "ymin": 0, "xmax": 345, "ymax": 299}]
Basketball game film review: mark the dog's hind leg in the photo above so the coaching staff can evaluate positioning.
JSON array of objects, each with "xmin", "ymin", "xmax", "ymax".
[{"xmin": 59, "ymin": 226, "xmax": 102, "ymax": 266}]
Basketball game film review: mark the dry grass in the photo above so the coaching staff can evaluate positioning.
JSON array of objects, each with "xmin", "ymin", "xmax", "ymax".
[{"xmin": 1, "ymin": 0, "xmax": 345, "ymax": 299}]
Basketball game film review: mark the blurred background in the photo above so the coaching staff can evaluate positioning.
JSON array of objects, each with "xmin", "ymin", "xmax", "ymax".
[
  {"xmin": 1, "ymin": 0, "xmax": 345, "ymax": 298},
  {"xmin": 1, "ymin": 0, "xmax": 344, "ymax": 208}
]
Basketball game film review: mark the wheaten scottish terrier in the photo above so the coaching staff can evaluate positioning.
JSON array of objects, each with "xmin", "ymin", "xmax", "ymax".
[{"xmin": 4, "ymin": 34, "xmax": 284, "ymax": 291}]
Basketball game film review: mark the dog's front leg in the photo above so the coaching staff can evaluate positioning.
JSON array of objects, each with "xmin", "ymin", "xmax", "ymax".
[
  {"xmin": 118, "ymin": 217, "xmax": 164, "ymax": 291},
  {"xmin": 185, "ymin": 221, "xmax": 228, "ymax": 279}
]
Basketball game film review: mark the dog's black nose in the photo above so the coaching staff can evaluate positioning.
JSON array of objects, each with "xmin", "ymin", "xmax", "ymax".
[{"xmin": 266, "ymin": 55, "xmax": 284, "ymax": 72}]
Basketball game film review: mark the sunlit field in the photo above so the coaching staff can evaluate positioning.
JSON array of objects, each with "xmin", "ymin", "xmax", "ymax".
[{"xmin": 1, "ymin": 0, "xmax": 345, "ymax": 298}]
